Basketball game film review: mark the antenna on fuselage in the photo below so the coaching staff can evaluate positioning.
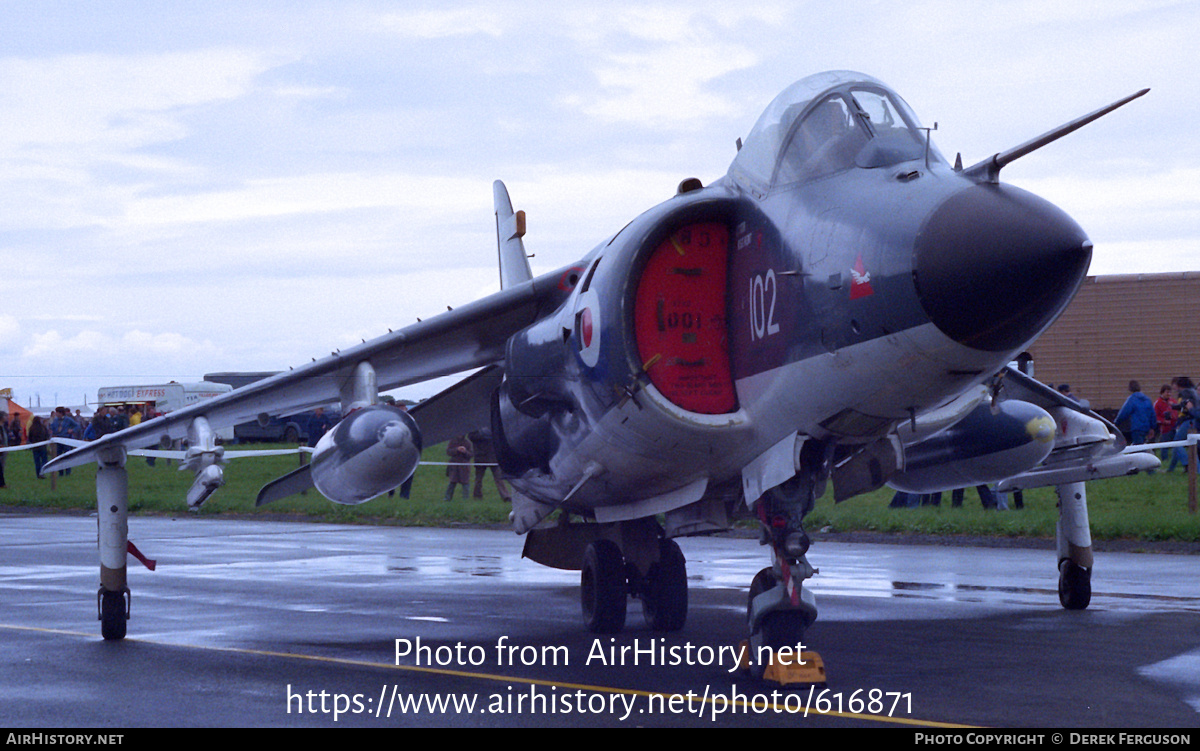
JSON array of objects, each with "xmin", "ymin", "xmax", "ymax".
[{"xmin": 918, "ymin": 122, "xmax": 938, "ymax": 169}]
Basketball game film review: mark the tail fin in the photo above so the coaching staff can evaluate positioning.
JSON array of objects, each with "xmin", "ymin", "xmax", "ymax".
[{"xmin": 494, "ymin": 180, "xmax": 533, "ymax": 289}]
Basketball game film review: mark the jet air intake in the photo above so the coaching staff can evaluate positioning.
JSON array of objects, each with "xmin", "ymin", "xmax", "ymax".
[
  {"xmin": 912, "ymin": 184, "xmax": 1090, "ymax": 353},
  {"xmin": 633, "ymin": 220, "xmax": 737, "ymax": 414}
]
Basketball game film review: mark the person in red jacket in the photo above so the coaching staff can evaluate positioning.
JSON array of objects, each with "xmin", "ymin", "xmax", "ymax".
[{"xmin": 1154, "ymin": 384, "xmax": 1177, "ymax": 462}]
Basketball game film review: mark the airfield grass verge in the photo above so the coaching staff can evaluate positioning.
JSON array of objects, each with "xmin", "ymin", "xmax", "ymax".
[
  {"xmin": 0, "ymin": 443, "xmax": 513, "ymax": 527},
  {"xmin": 1, "ymin": 443, "xmax": 1197, "ymax": 544},
  {"xmin": 804, "ymin": 469, "xmax": 1200, "ymax": 544}
]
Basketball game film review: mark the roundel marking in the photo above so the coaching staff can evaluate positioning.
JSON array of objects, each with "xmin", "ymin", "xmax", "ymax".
[
  {"xmin": 580, "ymin": 307, "xmax": 594, "ymax": 349},
  {"xmin": 577, "ymin": 289, "xmax": 602, "ymax": 367}
]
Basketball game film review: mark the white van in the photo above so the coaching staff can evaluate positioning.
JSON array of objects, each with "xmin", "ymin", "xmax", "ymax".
[{"xmin": 96, "ymin": 381, "xmax": 234, "ymax": 440}]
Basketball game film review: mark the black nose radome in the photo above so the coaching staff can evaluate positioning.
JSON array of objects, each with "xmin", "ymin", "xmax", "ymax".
[{"xmin": 913, "ymin": 184, "xmax": 1091, "ymax": 353}]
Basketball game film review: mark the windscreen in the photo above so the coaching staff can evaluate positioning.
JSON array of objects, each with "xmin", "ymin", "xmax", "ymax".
[{"xmin": 775, "ymin": 95, "xmax": 868, "ymax": 185}]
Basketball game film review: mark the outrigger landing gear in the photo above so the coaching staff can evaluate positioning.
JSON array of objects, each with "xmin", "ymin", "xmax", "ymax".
[
  {"xmin": 1055, "ymin": 481, "xmax": 1092, "ymax": 610},
  {"xmin": 96, "ymin": 446, "xmax": 130, "ymax": 641},
  {"xmin": 576, "ymin": 519, "xmax": 688, "ymax": 634}
]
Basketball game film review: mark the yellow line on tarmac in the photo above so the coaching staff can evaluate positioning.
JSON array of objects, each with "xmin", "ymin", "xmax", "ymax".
[{"xmin": 2, "ymin": 623, "xmax": 973, "ymax": 728}]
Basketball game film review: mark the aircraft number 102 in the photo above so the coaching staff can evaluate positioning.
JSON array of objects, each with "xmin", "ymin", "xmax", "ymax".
[{"xmin": 749, "ymin": 270, "xmax": 781, "ymax": 341}]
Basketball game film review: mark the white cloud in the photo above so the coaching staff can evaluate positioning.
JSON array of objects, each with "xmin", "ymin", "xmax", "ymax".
[
  {"xmin": 0, "ymin": 48, "xmax": 287, "ymax": 234},
  {"xmin": 558, "ymin": 5, "xmax": 782, "ymax": 129},
  {"xmin": 1089, "ymin": 237, "xmax": 1200, "ymax": 277},
  {"xmin": 0, "ymin": 50, "xmax": 276, "ymax": 152},
  {"xmin": 0, "ymin": 316, "xmax": 20, "ymax": 351},
  {"xmin": 373, "ymin": 8, "xmax": 507, "ymax": 39},
  {"xmin": 1021, "ymin": 167, "xmax": 1200, "ymax": 215},
  {"xmin": 21, "ymin": 328, "xmax": 220, "ymax": 362},
  {"xmin": 14, "ymin": 328, "xmax": 225, "ymax": 393},
  {"xmin": 115, "ymin": 172, "xmax": 488, "ymax": 228},
  {"xmin": 579, "ymin": 44, "xmax": 760, "ymax": 127}
]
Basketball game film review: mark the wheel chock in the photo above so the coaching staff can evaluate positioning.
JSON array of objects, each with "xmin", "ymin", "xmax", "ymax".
[{"xmin": 739, "ymin": 639, "xmax": 827, "ymax": 687}]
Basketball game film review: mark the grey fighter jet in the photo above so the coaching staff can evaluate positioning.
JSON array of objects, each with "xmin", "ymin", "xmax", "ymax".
[{"xmin": 46, "ymin": 72, "xmax": 1152, "ymax": 657}]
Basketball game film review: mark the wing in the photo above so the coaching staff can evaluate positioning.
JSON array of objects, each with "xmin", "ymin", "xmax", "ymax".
[
  {"xmin": 44, "ymin": 265, "xmax": 577, "ymax": 474},
  {"xmin": 0, "ymin": 438, "xmax": 87, "ymax": 454}
]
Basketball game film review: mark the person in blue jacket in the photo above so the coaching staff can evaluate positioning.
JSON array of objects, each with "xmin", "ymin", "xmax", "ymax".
[
  {"xmin": 1114, "ymin": 380, "xmax": 1157, "ymax": 446},
  {"xmin": 49, "ymin": 407, "xmax": 80, "ymax": 476}
]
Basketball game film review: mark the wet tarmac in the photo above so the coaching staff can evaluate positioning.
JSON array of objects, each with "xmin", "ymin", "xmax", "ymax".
[{"xmin": 1, "ymin": 513, "xmax": 1198, "ymax": 728}]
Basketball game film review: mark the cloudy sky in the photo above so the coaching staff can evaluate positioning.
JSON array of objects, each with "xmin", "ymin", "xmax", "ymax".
[{"xmin": 1, "ymin": 1, "xmax": 1195, "ymax": 409}]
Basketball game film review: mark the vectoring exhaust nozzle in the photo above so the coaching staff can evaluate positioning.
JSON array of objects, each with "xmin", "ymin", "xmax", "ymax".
[{"xmin": 310, "ymin": 403, "xmax": 423, "ymax": 504}]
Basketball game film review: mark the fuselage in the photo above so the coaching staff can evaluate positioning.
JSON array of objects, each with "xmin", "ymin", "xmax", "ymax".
[{"xmin": 493, "ymin": 71, "xmax": 1090, "ymax": 514}]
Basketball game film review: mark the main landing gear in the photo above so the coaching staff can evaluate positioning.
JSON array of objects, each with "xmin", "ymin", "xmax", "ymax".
[{"xmin": 577, "ymin": 520, "xmax": 688, "ymax": 634}]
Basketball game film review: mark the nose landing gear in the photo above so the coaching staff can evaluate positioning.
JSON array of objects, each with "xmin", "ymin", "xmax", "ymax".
[{"xmin": 744, "ymin": 471, "xmax": 826, "ymax": 686}]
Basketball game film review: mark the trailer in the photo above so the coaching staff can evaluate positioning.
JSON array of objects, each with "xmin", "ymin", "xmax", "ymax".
[{"xmin": 96, "ymin": 381, "xmax": 234, "ymax": 440}]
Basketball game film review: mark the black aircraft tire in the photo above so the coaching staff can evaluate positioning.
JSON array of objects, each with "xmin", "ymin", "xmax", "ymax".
[
  {"xmin": 581, "ymin": 540, "xmax": 627, "ymax": 633},
  {"xmin": 100, "ymin": 589, "xmax": 127, "ymax": 641},
  {"xmin": 643, "ymin": 538, "xmax": 687, "ymax": 632},
  {"xmin": 1058, "ymin": 559, "xmax": 1092, "ymax": 610}
]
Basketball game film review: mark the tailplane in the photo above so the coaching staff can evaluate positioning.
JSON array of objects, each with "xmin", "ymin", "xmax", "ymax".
[{"xmin": 494, "ymin": 180, "xmax": 533, "ymax": 289}]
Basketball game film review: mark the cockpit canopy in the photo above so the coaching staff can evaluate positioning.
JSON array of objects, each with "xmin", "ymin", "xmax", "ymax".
[{"xmin": 728, "ymin": 71, "xmax": 939, "ymax": 192}]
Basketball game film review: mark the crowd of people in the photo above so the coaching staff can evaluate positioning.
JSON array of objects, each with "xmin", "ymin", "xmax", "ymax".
[
  {"xmin": 0, "ymin": 404, "xmax": 163, "ymax": 481},
  {"xmin": 1114, "ymin": 376, "xmax": 1199, "ymax": 472},
  {"xmin": 442, "ymin": 428, "xmax": 511, "ymax": 502}
]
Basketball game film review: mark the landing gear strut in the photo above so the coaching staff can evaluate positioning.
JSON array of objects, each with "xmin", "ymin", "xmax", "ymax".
[
  {"xmin": 96, "ymin": 447, "xmax": 130, "ymax": 641},
  {"xmin": 745, "ymin": 462, "xmax": 824, "ymax": 683},
  {"xmin": 1055, "ymin": 481, "xmax": 1092, "ymax": 610}
]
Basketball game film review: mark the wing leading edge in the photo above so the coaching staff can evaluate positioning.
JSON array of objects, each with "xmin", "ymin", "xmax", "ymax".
[{"xmin": 44, "ymin": 265, "xmax": 577, "ymax": 474}]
